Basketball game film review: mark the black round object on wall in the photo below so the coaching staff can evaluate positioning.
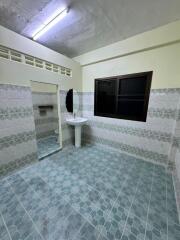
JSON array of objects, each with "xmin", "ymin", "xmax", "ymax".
[{"xmin": 66, "ymin": 89, "xmax": 73, "ymax": 112}]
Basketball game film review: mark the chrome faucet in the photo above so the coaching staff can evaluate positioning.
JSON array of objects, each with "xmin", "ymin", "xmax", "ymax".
[{"xmin": 73, "ymin": 112, "xmax": 76, "ymax": 119}]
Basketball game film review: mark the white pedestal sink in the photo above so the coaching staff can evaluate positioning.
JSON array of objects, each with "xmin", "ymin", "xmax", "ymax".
[{"xmin": 66, "ymin": 117, "xmax": 88, "ymax": 147}]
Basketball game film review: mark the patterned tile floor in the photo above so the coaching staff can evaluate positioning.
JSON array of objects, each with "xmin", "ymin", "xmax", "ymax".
[
  {"xmin": 37, "ymin": 135, "xmax": 60, "ymax": 160},
  {"xmin": 0, "ymin": 145, "xmax": 179, "ymax": 240}
]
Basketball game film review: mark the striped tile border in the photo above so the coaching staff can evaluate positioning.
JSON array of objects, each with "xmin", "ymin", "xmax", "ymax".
[
  {"xmin": 0, "ymin": 131, "xmax": 36, "ymax": 150},
  {"xmin": 32, "ymin": 91, "xmax": 56, "ymax": 96},
  {"xmin": 167, "ymin": 161, "xmax": 175, "ymax": 171},
  {"xmin": 82, "ymin": 134, "xmax": 168, "ymax": 165},
  {"xmin": 151, "ymin": 88, "xmax": 180, "ymax": 94},
  {"xmin": 0, "ymin": 107, "xmax": 33, "ymax": 120},
  {"xmin": 36, "ymin": 130, "xmax": 55, "ymax": 140},
  {"xmin": 0, "ymin": 152, "xmax": 37, "ymax": 178},
  {"xmin": 86, "ymin": 120, "xmax": 172, "ymax": 142},
  {"xmin": 172, "ymin": 137, "xmax": 180, "ymax": 148},
  {"xmin": 34, "ymin": 117, "xmax": 58, "ymax": 126},
  {"xmin": 81, "ymin": 104, "xmax": 178, "ymax": 119},
  {"xmin": 148, "ymin": 108, "xmax": 177, "ymax": 119}
]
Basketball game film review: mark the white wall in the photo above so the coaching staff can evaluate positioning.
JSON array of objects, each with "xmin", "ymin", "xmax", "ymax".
[
  {"xmin": 74, "ymin": 20, "xmax": 180, "ymax": 91},
  {"xmin": 0, "ymin": 25, "xmax": 82, "ymax": 91},
  {"xmin": 31, "ymin": 81, "xmax": 57, "ymax": 93}
]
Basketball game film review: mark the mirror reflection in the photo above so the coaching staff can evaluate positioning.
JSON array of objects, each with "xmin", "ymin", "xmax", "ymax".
[{"xmin": 31, "ymin": 81, "xmax": 61, "ymax": 160}]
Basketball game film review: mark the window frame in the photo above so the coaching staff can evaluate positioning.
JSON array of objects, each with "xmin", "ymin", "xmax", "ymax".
[{"xmin": 94, "ymin": 71, "xmax": 153, "ymax": 122}]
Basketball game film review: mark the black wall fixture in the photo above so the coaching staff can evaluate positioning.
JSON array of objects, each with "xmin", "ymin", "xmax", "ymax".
[{"xmin": 66, "ymin": 89, "xmax": 73, "ymax": 112}]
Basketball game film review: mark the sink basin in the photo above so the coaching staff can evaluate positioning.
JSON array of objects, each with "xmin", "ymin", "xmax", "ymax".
[
  {"xmin": 66, "ymin": 117, "xmax": 88, "ymax": 126},
  {"xmin": 66, "ymin": 117, "xmax": 88, "ymax": 147}
]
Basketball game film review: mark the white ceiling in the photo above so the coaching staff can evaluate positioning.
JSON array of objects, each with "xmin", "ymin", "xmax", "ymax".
[{"xmin": 0, "ymin": 0, "xmax": 180, "ymax": 57}]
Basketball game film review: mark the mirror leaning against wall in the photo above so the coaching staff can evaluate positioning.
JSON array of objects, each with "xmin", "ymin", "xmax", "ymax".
[{"xmin": 30, "ymin": 81, "xmax": 62, "ymax": 160}]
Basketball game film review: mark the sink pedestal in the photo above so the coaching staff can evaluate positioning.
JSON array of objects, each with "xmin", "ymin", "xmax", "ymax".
[
  {"xmin": 75, "ymin": 126, "xmax": 81, "ymax": 147},
  {"xmin": 66, "ymin": 117, "xmax": 88, "ymax": 148}
]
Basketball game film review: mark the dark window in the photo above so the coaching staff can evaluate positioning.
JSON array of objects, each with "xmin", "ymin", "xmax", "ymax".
[{"xmin": 94, "ymin": 71, "xmax": 152, "ymax": 122}]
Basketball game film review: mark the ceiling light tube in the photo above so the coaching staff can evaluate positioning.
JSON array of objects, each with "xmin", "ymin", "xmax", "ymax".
[{"xmin": 33, "ymin": 7, "xmax": 69, "ymax": 40}]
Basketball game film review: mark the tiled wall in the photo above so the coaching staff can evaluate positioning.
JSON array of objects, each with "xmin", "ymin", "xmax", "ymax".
[
  {"xmin": 171, "ymin": 99, "xmax": 180, "ymax": 219},
  {"xmin": 60, "ymin": 90, "xmax": 74, "ymax": 147},
  {"xmin": 32, "ymin": 92, "xmax": 58, "ymax": 139},
  {"xmin": 81, "ymin": 89, "xmax": 180, "ymax": 167},
  {"xmin": 0, "ymin": 84, "xmax": 38, "ymax": 177},
  {"xmin": 60, "ymin": 90, "xmax": 83, "ymax": 147}
]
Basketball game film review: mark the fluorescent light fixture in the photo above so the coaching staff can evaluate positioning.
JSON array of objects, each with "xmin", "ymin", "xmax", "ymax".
[{"xmin": 33, "ymin": 7, "xmax": 69, "ymax": 40}]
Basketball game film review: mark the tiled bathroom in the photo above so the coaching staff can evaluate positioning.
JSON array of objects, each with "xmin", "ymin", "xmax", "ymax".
[{"xmin": 0, "ymin": 1, "xmax": 180, "ymax": 240}]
